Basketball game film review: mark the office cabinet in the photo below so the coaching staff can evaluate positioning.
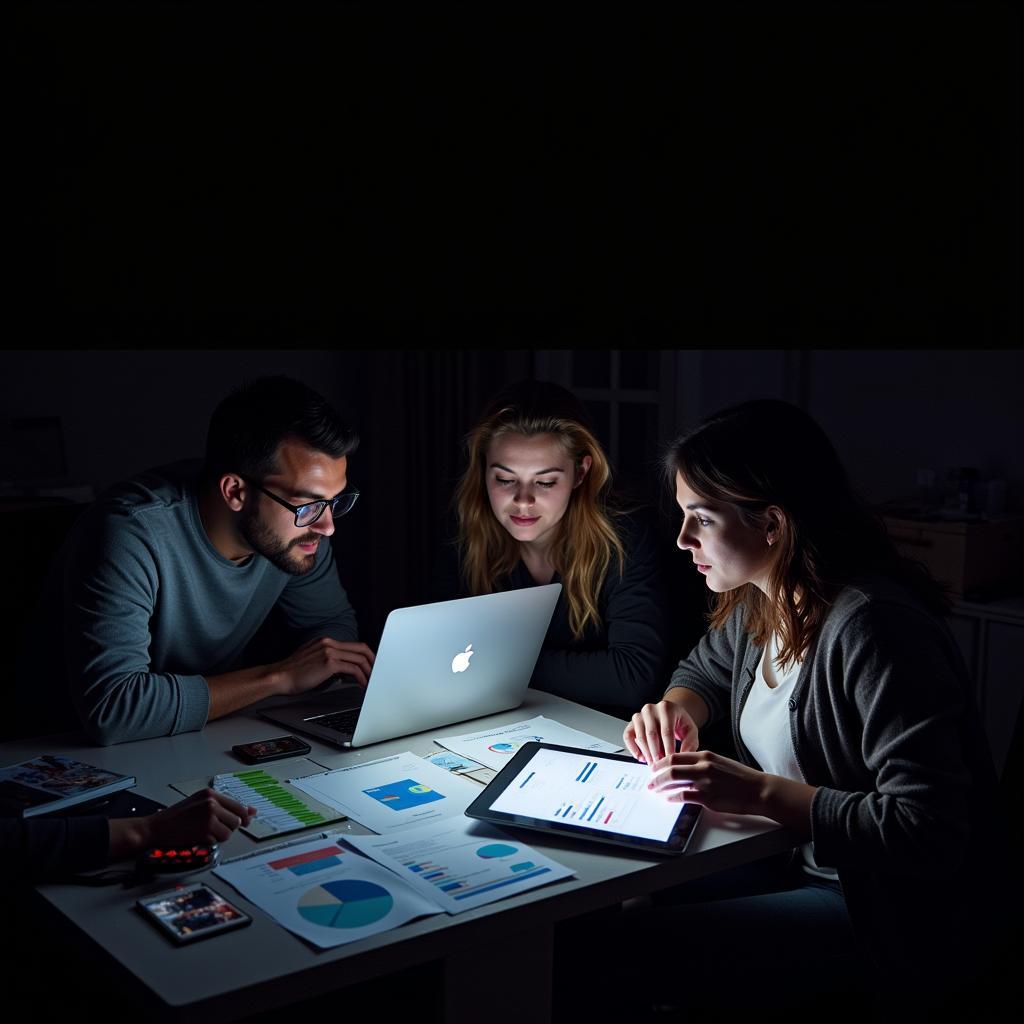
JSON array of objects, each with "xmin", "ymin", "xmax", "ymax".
[
  {"xmin": 883, "ymin": 515, "xmax": 1024, "ymax": 598},
  {"xmin": 948, "ymin": 597, "xmax": 1024, "ymax": 777}
]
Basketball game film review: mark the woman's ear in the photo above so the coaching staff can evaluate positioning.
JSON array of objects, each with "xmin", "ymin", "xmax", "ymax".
[
  {"xmin": 765, "ymin": 505, "xmax": 786, "ymax": 547},
  {"xmin": 574, "ymin": 454, "xmax": 593, "ymax": 489}
]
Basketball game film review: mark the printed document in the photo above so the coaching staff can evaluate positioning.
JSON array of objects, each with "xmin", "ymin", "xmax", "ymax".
[
  {"xmin": 433, "ymin": 716, "xmax": 622, "ymax": 772},
  {"xmin": 290, "ymin": 751, "xmax": 480, "ymax": 834},
  {"xmin": 346, "ymin": 816, "xmax": 575, "ymax": 914},
  {"xmin": 214, "ymin": 835, "xmax": 440, "ymax": 949}
]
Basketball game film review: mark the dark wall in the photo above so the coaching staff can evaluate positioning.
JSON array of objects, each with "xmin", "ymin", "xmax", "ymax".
[
  {"xmin": 674, "ymin": 349, "xmax": 1024, "ymax": 513},
  {"xmin": 7, "ymin": 4, "xmax": 1018, "ymax": 346},
  {"xmin": 0, "ymin": 351, "xmax": 355, "ymax": 493}
]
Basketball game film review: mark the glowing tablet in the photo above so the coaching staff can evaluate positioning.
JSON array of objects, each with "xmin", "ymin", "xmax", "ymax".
[{"xmin": 465, "ymin": 742, "xmax": 701, "ymax": 855}]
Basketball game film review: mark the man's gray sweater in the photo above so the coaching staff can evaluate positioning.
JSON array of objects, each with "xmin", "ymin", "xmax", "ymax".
[{"xmin": 26, "ymin": 461, "xmax": 357, "ymax": 745}]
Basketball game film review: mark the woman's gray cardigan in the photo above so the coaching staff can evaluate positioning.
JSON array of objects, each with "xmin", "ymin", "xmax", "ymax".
[{"xmin": 666, "ymin": 576, "xmax": 1010, "ymax": 991}]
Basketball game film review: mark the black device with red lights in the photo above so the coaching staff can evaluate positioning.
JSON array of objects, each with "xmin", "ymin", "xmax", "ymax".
[{"xmin": 137, "ymin": 843, "xmax": 220, "ymax": 874}]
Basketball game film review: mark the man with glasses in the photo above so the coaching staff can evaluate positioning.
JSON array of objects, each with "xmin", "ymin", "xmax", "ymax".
[{"xmin": 19, "ymin": 376, "xmax": 375, "ymax": 746}]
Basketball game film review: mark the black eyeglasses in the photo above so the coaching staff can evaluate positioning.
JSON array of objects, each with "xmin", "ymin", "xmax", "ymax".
[{"xmin": 248, "ymin": 480, "xmax": 360, "ymax": 527}]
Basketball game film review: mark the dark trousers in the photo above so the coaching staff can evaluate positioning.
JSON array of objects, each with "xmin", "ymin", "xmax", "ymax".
[{"xmin": 554, "ymin": 852, "xmax": 865, "ymax": 1023}]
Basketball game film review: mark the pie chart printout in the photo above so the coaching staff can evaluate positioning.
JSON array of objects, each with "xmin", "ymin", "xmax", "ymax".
[
  {"xmin": 298, "ymin": 879, "xmax": 394, "ymax": 929},
  {"xmin": 476, "ymin": 843, "xmax": 518, "ymax": 859},
  {"xmin": 488, "ymin": 736, "xmax": 544, "ymax": 755}
]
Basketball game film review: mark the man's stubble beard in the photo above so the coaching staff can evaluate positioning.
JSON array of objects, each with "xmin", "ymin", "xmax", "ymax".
[{"xmin": 237, "ymin": 504, "xmax": 318, "ymax": 576}]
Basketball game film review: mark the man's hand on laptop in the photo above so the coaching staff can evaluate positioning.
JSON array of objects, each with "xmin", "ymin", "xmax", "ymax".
[{"xmin": 273, "ymin": 636, "xmax": 376, "ymax": 694}]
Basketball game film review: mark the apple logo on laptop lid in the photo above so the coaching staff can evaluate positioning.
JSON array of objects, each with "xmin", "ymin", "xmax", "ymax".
[{"xmin": 451, "ymin": 644, "xmax": 474, "ymax": 673}]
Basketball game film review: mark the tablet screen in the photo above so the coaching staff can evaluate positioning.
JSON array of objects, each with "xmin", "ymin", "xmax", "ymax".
[{"xmin": 467, "ymin": 742, "xmax": 701, "ymax": 854}]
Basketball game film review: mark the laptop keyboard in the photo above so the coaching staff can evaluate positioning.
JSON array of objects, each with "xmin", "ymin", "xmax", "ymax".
[{"xmin": 306, "ymin": 707, "xmax": 360, "ymax": 734}]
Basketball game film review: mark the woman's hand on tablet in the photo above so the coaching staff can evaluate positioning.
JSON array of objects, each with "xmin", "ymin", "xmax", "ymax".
[
  {"xmin": 623, "ymin": 699, "xmax": 700, "ymax": 766},
  {"xmin": 646, "ymin": 750, "xmax": 765, "ymax": 814},
  {"xmin": 645, "ymin": 752, "xmax": 817, "ymax": 836}
]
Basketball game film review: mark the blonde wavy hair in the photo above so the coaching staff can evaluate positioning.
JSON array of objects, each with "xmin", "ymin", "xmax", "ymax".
[{"xmin": 454, "ymin": 381, "xmax": 625, "ymax": 641}]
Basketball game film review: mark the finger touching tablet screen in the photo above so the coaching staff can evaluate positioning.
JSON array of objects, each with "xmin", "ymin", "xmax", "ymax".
[{"xmin": 465, "ymin": 742, "xmax": 701, "ymax": 855}]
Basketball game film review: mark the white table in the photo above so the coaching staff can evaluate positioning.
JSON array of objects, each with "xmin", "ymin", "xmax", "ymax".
[{"xmin": 8, "ymin": 691, "xmax": 794, "ymax": 1022}]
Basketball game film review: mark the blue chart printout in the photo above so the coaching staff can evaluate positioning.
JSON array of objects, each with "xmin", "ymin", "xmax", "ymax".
[
  {"xmin": 489, "ymin": 748, "xmax": 683, "ymax": 842},
  {"xmin": 364, "ymin": 779, "xmax": 446, "ymax": 812},
  {"xmin": 213, "ymin": 836, "xmax": 441, "ymax": 949},
  {"xmin": 346, "ymin": 817, "xmax": 575, "ymax": 914},
  {"xmin": 290, "ymin": 752, "xmax": 480, "ymax": 835}
]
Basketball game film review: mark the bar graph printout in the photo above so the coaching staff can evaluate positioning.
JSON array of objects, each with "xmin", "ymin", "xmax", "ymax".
[
  {"xmin": 346, "ymin": 817, "xmax": 575, "ymax": 914},
  {"xmin": 213, "ymin": 836, "xmax": 441, "ymax": 949},
  {"xmin": 489, "ymin": 748, "xmax": 683, "ymax": 842}
]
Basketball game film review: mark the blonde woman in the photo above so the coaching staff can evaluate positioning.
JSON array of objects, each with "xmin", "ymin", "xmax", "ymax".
[{"xmin": 449, "ymin": 379, "xmax": 666, "ymax": 716}]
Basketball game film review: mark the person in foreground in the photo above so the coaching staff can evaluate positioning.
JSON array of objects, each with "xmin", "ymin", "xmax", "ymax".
[
  {"xmin": 2, "ymin": 788, "xmax": 256, "ymax": 880},
  {"xmin": 619, "ymin": 399, "xmax": 1013, "ymax": 1016},
  {"xmin": 19, "ymin": 375, "xmax": 375, "ymax": 745},
  {"xmin": 449, "ymin": 379, "xmax": 667, "ymax": 717},
  {"xmin": 5, "ymin": 788, "xmax": 259, "ymax": 1015}
]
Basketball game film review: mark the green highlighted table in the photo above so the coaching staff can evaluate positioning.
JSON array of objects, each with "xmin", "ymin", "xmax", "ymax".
[{"xmin": 212, "ymin": 769, "xmax": 344, "ymax": 838}]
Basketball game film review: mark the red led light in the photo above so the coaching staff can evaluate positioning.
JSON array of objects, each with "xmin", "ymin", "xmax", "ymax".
[{"xmin": 150, "ymin": 850, "xmax": 163, "ymax": 858}]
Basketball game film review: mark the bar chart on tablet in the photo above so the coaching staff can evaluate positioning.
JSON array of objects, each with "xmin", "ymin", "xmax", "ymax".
[{"xmin": 491, "ymin": 748, "xmax": 682, "ymax": 842}]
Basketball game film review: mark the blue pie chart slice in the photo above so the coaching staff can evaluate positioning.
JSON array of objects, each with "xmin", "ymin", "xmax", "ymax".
[
  {"xmin": 477, "ymin": 843, "xmax": 518, "ymax": 859},
  {"xmin": 298, "ymin": 879, "xmax": 394, "ymax": 928}
]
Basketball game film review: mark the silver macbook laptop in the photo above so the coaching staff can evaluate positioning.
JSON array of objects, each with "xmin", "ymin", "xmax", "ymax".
[{"xmin": 260, "ymin": 584, "xmax": 561, "ymax": 748}]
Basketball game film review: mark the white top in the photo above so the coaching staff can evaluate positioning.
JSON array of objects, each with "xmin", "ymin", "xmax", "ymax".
[{"xmin": 739, "ymin": 631, "xmax": 838, "ymax": 880}]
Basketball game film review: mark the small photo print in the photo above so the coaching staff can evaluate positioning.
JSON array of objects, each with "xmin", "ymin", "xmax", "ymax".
[
  {"xmin": 144, "ymin": 886, "xmax": 245, "ymax": 937},
  {"xmin": 6, "ymin": 755, "xmax": 121, "ymax": 795}
]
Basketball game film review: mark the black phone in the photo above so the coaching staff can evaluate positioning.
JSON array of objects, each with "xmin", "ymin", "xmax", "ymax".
[
  {"xmin": 137, "ymin": 882, "xmax": 252, "ymax": 944},
  {"xmin": 231, "ymin": 735, "xmax": 312, "ymax": 764}
]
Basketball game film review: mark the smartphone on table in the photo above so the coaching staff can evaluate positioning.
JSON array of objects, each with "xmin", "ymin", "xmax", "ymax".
[
  {"xmin": 137, "ymin": 882, "xmax": 251, "ymax": 944},
  {"xmin": 231, "ymin": 735, "xmax": 312, "ymax": 764}
]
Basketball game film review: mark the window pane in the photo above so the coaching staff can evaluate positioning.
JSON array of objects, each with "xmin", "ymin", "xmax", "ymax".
[
  {"xmin": 618, "ymin": 401, "xmax": 660, "ymax": 497},
  {"xmin": 582, "ymin": 399, "xmax": 611, "ymax": 456},
  {"xmin": 619, "ymin": 350, "xmax": 659, "ymax": 390},
  {"xmin": 572, "ymin": 350, "xmax": 611, "ymax": 388}
]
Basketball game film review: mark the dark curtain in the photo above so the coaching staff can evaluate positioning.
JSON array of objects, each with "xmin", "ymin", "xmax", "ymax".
[{"xmin": 331, "ymin": 350, "xmax": 531, "ymax": 648}]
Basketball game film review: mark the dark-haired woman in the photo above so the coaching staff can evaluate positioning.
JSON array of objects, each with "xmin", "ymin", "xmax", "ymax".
[
  {"xmin": 620, "ymin": 399, "xmax": 1011, "ymax": 1014},
  {"xmin": 448, "ymin": 379, "xmax": 668, "ymax": 718}
]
